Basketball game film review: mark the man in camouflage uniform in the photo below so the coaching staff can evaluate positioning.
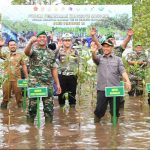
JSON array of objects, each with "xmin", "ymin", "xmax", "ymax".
[
  {"xmin": 126, "ymin": 43, "xmax": 148, "ymax": 96},
  {"xmin": 0, "ymin": 38, "xmax": 28, "ymax": 109},
  {"xmin": 24, "ymin": 31, "xmax": 61, "ymax": 122},
  {"xmin": 56, "ymin": 33, "xmax": 79, "ymax": 108}
]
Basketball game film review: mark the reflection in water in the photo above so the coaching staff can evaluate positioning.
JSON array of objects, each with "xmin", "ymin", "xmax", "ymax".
[{"xmin": 0, "ymin": 95, "xmax": 150, "ymax": 149}]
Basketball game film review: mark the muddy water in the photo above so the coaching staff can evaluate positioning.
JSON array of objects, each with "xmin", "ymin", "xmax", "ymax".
[{"xmin": 0, "ymin": 93, "xmax": 150, "ymax": 149}]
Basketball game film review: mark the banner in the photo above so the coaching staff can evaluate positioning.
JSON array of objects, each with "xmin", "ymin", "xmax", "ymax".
[
  {"xmin": 0, "ymin": 5, "xmax": 132, "ymax": 47},
  {"xmin": 0, "ymin": 5, "xmax": 132, "ymax": 28}
]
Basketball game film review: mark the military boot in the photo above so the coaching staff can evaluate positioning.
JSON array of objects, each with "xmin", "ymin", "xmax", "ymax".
[{"xmin": 45, "ymin": 113, "xmax": 53, "ymax": 123}]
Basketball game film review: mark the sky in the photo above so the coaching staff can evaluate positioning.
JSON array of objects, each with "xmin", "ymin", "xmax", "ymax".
[{"xmin": 0, "ymin": 0, "xmax": 12, "ymax": 5}]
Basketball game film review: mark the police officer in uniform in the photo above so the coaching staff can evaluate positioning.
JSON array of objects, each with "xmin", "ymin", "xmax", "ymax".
[{"xmin": 56, "ymin": 33, "xmax": 79, "ymax": 108}]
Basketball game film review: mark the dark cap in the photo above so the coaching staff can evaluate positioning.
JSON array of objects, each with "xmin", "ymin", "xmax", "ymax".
[
  {"xmin": 101, "ymin": 39, "xmax": 114, "ymax": 46},
  {"xmin": 36, "ymin": 31, "xmax": 47, "ymax": 37}
]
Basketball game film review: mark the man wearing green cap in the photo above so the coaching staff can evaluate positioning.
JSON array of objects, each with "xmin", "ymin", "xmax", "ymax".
[
  {"xmin": 24, "ymin": 31, "xmax": 61, "ymax": 123},
  {"xmin": 36, "ymin": 31, "xmax": 47, "ymax": 37},
  {"xmin": 91, "ymin": 39, "xmax": 131, "ymax": 123},
  {"xmin": 126, "ymin": 43, "xmax": 148, "ymax": 96}
]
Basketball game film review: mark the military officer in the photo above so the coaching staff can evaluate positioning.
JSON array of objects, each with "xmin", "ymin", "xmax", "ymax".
[{"xmin": 24, "ymin": 31, "xmax": 61, "ymax": 123}]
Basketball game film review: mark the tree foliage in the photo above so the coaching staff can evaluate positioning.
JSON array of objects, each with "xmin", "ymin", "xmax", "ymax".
[
  {"xmin": 92, "ymin": 14, "xmax": 131, "ymax": 31},
  {"xmin": 133, "ymin": 0, "xmax": 150, "ymax": 47},
  {"xmin": 11, "ymin": 0, "xmax": 27, "ymax": 5},
  {"xmin": 3, "ymin": 19, "xmax": 52, "ymax": 32},
  {"xmin": 62, "ymin": 0, "xmax": 135, "ymax": 5}
]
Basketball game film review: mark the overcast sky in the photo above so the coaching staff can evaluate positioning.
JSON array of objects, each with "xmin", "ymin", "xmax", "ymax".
[{"xmin": 1, "ymin": 0, "xmax": 11, "ymax": 5}]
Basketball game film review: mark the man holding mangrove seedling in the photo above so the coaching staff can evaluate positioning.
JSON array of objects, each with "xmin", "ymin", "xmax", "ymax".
[
  {"xmin": 0, "ymin": 38, "xmax": 28, "ymax": 109},
  {"xmin": 91, "ymin": 39, "xmax": 131, "ymax": 123},
  {"xmin": 24, "ymin": 31, "xmax": 61, "ymax": 123}
]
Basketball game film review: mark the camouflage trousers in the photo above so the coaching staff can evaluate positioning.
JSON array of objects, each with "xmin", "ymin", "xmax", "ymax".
[
  {"xmin": 27, "ymin": 87, "xmax": 54, "ymax": 118},
  {"xmin": 128, "ymin": 79, "xmax": 144, "ymax": 96}
]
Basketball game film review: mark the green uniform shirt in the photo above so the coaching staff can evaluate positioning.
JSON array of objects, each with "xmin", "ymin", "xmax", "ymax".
[
  {"xmin": 57, "ymin": 48, "xmax": 79, "ymax": 75},
  {"xmin": 28, "ymin": 46, "xmax": 57, "ymax": 86},
  {"xmin": 127, "ymin": 51, "xmax": 148, "ymax": 63},
  {"xmin": 126, "ymin": 50, "xmax": 148, "ymax": 80}
]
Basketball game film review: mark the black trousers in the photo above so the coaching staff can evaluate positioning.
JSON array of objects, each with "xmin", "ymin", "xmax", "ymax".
[
  {"xmin": 94, "ymin": 91, "xmax": 120, "ymax": 118},
  {"xmin": 58, "ymin": 74, "xmax": 77, "ymax": 105}
]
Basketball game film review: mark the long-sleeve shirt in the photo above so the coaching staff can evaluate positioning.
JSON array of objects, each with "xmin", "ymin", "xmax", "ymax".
[
  {"xmin": 0, "ymin": 49, "xmax": 26, "ymax": 81},
  {"xmin": 93, "ymin": 54, "xmax": 125, "ymax": 91}
]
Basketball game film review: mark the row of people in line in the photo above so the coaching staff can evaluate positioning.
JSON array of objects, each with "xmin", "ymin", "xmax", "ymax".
[{"xmin": 0, "ymin": 28, "xmax": 149, "ymax": 124}]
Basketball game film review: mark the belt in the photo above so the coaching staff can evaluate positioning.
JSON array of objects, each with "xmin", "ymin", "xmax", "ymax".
[{"xmin": 60, "ymin": 72, "xmax": 75, "ymax": 76}]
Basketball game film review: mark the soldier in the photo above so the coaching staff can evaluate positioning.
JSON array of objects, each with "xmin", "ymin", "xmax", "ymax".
[
  {"xmin": 24, "ymin": 31, "xmax": 61, "ymax": 123},
  {"xmin": 127, "ymin": 43, "xmax": 148, "ymax": 96},
  {"xmin": 91, "ymin": 39, "xmax": 131, "ymax": 123},
  {"xmin": 56, "ymin": 33, "xmax": 79, "ymax": 108},
  {"xmin": 0, "ymin": 38, "xmax": 28, "ymax": 109}
]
